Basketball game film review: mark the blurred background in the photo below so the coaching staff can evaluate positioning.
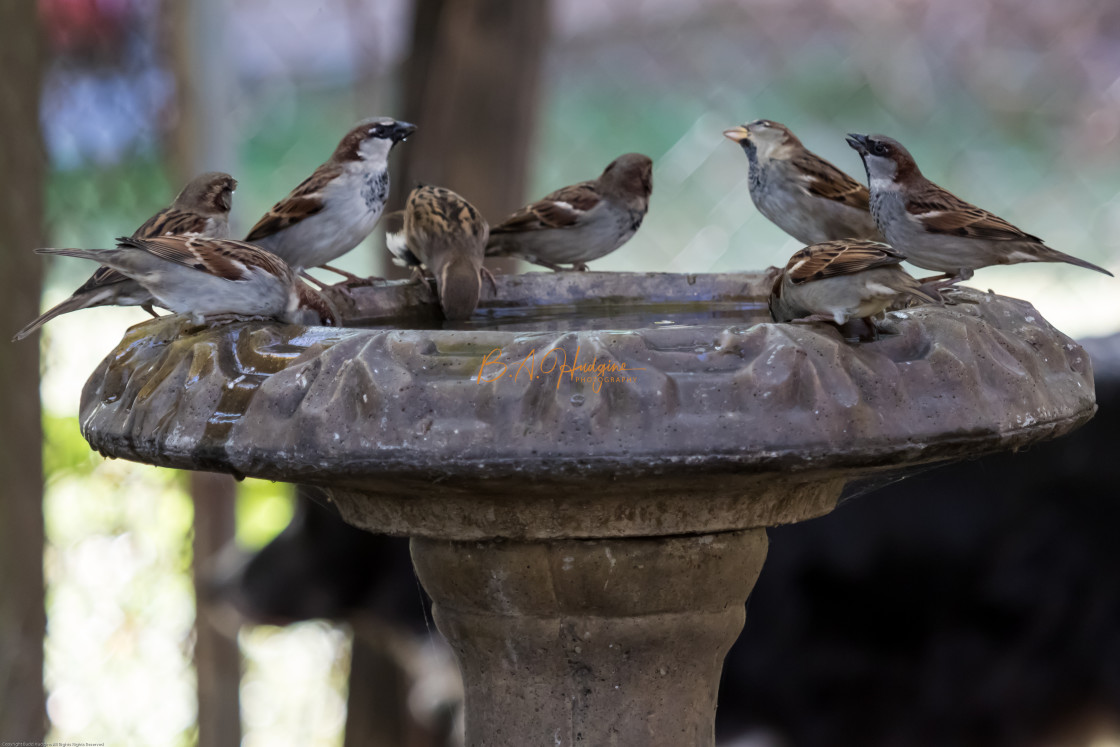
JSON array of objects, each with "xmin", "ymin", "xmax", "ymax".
[{"xmin": 2, "ymin": 0, "xmax": 1120, "ymax": 745}]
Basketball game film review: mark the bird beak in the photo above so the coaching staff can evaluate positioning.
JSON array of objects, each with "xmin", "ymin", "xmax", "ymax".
[
  {"xmin": 846, "ymin": 133, "xmax": 870, "ymax": 154},
  {"xmin": 391, "ymin": 121, "xmax": 418, "ymax": 143},
  {"xmin": 722, "ymin": 126, "xmax": 750, "ymax": 144}
]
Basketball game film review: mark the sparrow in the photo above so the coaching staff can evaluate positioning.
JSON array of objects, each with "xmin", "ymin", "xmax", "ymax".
[
  {"xmin": 245, "ymin": 117, "xmax": 417, "ymax": 284},
  {"xmin": 34, "ymin": 235, "xmax": 337, "ymax": 327},
  {"xmin": 485, "ymin": 152, "xmax": 653, "ymax": 271},
  {"xmin": 723, "ymin": 120, "xmax": 883, "ymax": 245},
  {"xmin": 769, "ymin": 239, "xmax": 939, "ymax": 339},
  {"xmin": 13, "ymin": 171, "xmax": 237, "ymax": 341},
  {"xmin": 386, "ymin": 185, "xmax": 492, "ymax": 321},
  {"xmin": 846, "ymin": 133, "xmax": 1113, "ymax": 282}
]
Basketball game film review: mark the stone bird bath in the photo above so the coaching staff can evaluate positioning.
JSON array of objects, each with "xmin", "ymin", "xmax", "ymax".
[{"xmin": 79, "ymin": 271, "xmax": 1096, "ymax": 747}]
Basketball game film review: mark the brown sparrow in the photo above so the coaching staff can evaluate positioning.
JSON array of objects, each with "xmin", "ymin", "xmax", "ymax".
[
  {"xmin": 769, "ymin": 239, "xmax": 938, "ymax": 338},
  {"xmin": 14, "ymin": 172, "xmax": 236, "ymax": 341},
  {"xmin": 723, "ymin": 120, "xmax": 883, "ymax": 244},
  {"xmin": 485, "ymin": 153, "xmax": 653, "ymax": 271},
  {"xmin": 245, "ymin": 118, "xmax": 416, "ymax": 283},
  {"xmin": 35, "ymin": 235, "xmax": 336, "ymax": 327},
  {"xmin": 386, "ymin": 186, "xmax": 492, "ymax": 321},
  {"xmin": 847, "ymin": 133, "xmax": 1113, "ymax": 282}
]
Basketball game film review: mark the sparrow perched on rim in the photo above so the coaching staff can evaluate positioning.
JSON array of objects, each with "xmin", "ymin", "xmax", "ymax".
[
  {"xmin": 13, "ymin": 172, "xmax": 237, "ymax": 341},
  {"xmin": 769, "ymin": 239, "xmax": 938, "ymax": 339},
  {"xmin": 485, "ymin": 152, "xmax": 653, "ymax": 271},
  {"xmin": 245, "ymin": 117, "xmax": 417, "ymax": 284},
  {"xmin": 35, "ymin": 235, "xmax": 337, "ymax": 327},
  {"xmin": 846, "ymin": 133, "xmax": 1113, "ymax": 282},
  {"xmin": 386, "ymin": 185, "xmax": 493, "ymax": 321},
  {"xmin": 723, "ymin": 120, "xmax": 883, "ymax": 245}
]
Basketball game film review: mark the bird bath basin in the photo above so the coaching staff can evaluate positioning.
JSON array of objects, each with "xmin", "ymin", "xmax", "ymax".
[{"xmin": 79, "ymin": 271, "xmax": 1096, "ymax": 747}]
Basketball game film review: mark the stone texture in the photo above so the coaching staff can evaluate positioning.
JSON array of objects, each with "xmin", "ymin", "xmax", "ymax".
[
  {"xmin": 410, "ymin": 529, "xmax": 769, "ymax": 747},
  {"xmin": 81, "ymin": 274, "xmax": 1095, "ymax": 532},
  {"xmin": 75, "ymin": 270, "xmax": 1099, "ymax": 747}
]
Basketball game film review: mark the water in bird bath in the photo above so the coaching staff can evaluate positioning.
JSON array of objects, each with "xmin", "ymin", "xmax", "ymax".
[{"xmin": 352, "ymin": 300, "xmax": 772, "ymax": 333}]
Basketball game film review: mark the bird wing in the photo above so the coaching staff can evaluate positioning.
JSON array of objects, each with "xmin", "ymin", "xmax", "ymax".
[
  {"xmin": 906, "ymin": 188, "xmax": 1043, "ymax": 243},
  {"xmin": 244, "ymin": 163, "xmax": 340, "ymax": 240},
  {"xmin": 793, "ymin": 152, "xmax": 871, "ymax": 210},
  {"xmin": 71, "ymin": 264, "xmax": 134, "ymax": 294},
  {"xmin": 490, "ymin": 181, "xmax": 601, "ymax": 234},
  {"xmin": 785, "ymin": 240, "xmax": 904, "ymax": 284},
  {"xmin": 119, "ymin": 236, "xmax": 289, "ymax": 282},
  {"xmin": 132, "ymin": 206, "xmax": 212, "ymax": 240},
  {"xmin": 383, "ymin": 210, "xmax": 422, "ymax": 268},
  {"xmin": 89, "ymin": 205, "xmax": 218, "ymax": 291}
]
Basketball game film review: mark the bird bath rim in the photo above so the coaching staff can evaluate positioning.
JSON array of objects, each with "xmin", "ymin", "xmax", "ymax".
[{"xmin": 79, "ymin": 270, "xmax": 1096, "ymax": 521}]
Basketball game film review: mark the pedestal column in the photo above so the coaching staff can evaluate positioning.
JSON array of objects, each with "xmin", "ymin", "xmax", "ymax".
[{"xmin": 410, "ymin": 530, "xmax": 768, "ymax": 747}]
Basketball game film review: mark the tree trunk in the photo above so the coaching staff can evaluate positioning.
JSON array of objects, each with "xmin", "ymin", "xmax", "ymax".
[
  {"xmin": 190, "ymin": 471, "xmax": 242, "ymax": 747},
  {"xmin": 381, "ymin": 0, "xmax": 551, "ymax": 278},
  {"xmin": 166, "ymin": 1, "xmax": 242, "ymax": 744},
  {"xmin": 0, "ymin": 0, "xmax": 47, "ymax": 740}
]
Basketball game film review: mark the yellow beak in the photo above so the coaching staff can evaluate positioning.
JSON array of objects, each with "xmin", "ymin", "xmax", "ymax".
[{"xmin": 722, "ymin": 126, "xmax": 750, "ymax": 143}]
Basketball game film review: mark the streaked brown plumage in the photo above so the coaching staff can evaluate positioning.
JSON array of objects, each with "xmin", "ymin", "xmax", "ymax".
[
  {"xmin": 245, "ymin": 118, "xmax": 416, "ymax": 281},
  {"xmin": 35, "ymin": 235, "xmax": 336, "ymax": 326},
  {"xmin": 847, "ymin": 133, "xmax": 1113, "ymax": 281},
  {"xmin": 770, "ymin": 239, "xmax": 938, "ymax": 338},
  {"xmin": 723, "ymin": 120, "xmax": 883, "ymax": 245},
  {"xmin": 14, "ymin": 172, "xmax": 237, "ymax": 341},
  {"xmin": 485, "ymin": 153, "xmax": 653, "ymax": 271},
  {"xmin": 387, "ymin": 186, "xmax": 490, "ymax": 321}
]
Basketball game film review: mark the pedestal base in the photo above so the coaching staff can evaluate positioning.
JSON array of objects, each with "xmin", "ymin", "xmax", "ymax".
[{"xmin": 411, "ymin": 530, "xmax": 768, "ymax": 747}]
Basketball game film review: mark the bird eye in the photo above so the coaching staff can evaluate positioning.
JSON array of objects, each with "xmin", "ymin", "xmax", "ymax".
[{"xmin": 872, "ymin": 141, "xmax": 889, "ymax": 156}]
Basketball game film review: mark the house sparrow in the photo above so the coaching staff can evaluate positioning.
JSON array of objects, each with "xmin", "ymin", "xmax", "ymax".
[
  {"xmin": 769, "ymin": 239, "xmax": 938, "ymax": 339},
  {"xmin": 13, "ymin": 172, "xmax": 237, "ymax": 341},
  {"xmin": 35, "ymin": 235, "xmax": 336, "ymax": 327},
  {"xmin": 245, "ymin": 117, "xmax": 417, "ymax": 283},
  {"xmin": 723, "ymin": 120, "xmax": 883, "ymax": 245},
  {"xmin": 847, "ymin": 133, "xmax": 1113, "ymax": 281},
  {"xmin": 485, "ymin": 152, "xmax": 653, "ymax": 271},
  {"xmin": 386, "ymin": 185, "xmax": 491, "ymax": 321}
]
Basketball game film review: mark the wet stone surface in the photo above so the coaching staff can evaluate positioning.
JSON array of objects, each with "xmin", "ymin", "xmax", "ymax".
[{"xmin": 80, "ymin": 271, "xmax": 1095, "ymax": 499}]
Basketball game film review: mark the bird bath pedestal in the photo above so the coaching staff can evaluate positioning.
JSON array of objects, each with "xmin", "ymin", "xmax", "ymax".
[{"xmin": 79, "ymin": 272, "xmax": 1095, "ymax": 747}]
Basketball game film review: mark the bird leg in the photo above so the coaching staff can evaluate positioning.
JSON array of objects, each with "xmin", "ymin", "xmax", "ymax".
[
  {"xmin": 299, "ymin": 270, "xmax": 329, "ymax": 290},
  {"xmin": 572, "ymin": 262, "xmax": 591, "ymax": 272},
  {"xmin": 317, "ymin": 263, "xmax": 369, "ymax": 283},
  {"xmin": 480, "ymin": 266, "xmax": 498, "ymax": 296},
  {"xmin": 855, "ymin": 317, "xmax": 881, "ymax": 342},
  {"xmin": 187, "ymin": 312, "xmax": 272, "ymax": 329},
  {"xmin": 141, "ymin": 303, "xmax": 160, "ymax": 318},
  {"xmin": 526, "ymin": 257, "xmax": 567, "ymax": 272},
  {"xmin": 789, "ymin": 313, "xmax": 840, "ymax": 324},
  {"xmin": 918, "ymin": 271, "xmax": 974, "ymax": 304}
]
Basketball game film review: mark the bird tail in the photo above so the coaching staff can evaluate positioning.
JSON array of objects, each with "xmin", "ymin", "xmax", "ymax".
[
  {"xmin": 438, "ymin": 257, "xmax": 482, "ymax": 321},
  {"xmin": 12, "ymin": 288, "xmax": 116, "ymax": 341},
  {"xmin": 35, "ymin": 247, "xmax": 110, "ymax": 262},
  {"xmin": 1046, "ymin": 248, "xmax": 1114, "ymax": 277}
]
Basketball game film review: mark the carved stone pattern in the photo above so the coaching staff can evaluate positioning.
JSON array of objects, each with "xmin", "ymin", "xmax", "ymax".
[{"xmin": 80, "ymin": 274, "xmax": 1095, "ymax": 501}]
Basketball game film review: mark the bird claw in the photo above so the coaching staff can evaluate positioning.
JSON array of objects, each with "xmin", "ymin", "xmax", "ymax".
[
  {"xmin": 187, "ymin": 312, "xmax": 271, "ymax": 330},
  {"xmin": 317, "ymin": 264, "xmax": 370, "ymax": 284},
  {"xmin": 480, "ymin": 266, "xmax": 498, "ymax": 296},
  {"xmin": 332, "ymin": 275, "xmax": 383, "ymax": 289}
]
